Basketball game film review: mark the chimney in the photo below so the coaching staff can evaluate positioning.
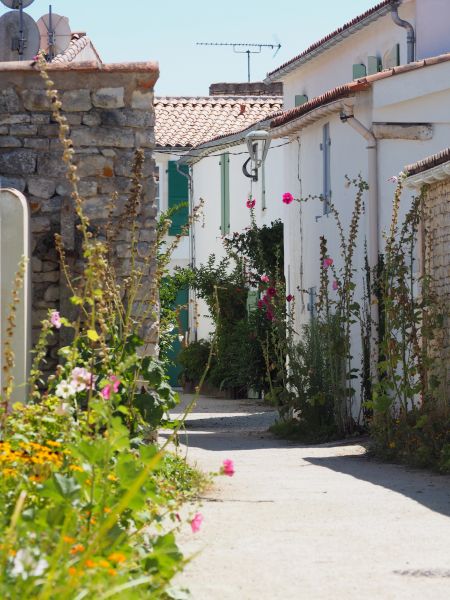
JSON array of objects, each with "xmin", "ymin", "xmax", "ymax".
[{"xmin": 209, "ymin": 81, "xmax": 283, "ymax": 96}]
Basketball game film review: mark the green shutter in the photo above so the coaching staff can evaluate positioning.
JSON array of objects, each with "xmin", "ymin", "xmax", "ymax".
[
  {"xmin": 352, "ymin": 64, "xmax": 367, "ymax": 79},
  {"xmin": 220, "ymin": 153, "xmax": 230, "ymax": 234},
  {"xmin": 367, "ymin": 55, "xmax": 381, "ymax": 75},
  {"xmin": 168, "ymin": 161, "xmax": 189, "ymax": 236},
  {"xmin": 295, "ymin": 94, "xmax": 308, "ymax": 107},
  {"xmin": 383, "ymin": 44, "xmax": 400, "ymax": 69}
]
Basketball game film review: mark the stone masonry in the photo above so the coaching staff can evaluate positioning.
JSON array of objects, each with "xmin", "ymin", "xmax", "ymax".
[
  {"xmin": 423, "ymin": 179, "xmax": 450, "ymax": 397},
  {"xmin": 0, "ymin": 60, "xmax": 159, "ymax": 371}
]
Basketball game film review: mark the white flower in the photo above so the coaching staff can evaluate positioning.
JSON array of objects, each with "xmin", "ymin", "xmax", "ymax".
[
  {"xmin": 55, "ymin": 380, "xmax": 76, "ymax": 400},
  {"xmin": 292, "ymin": 408, "xmax": 302, "ymax": 422},
  {"xmin": 70, "ymin": 367, "xmax": 95, "ymax": 392},
  {"xmin": 11, "ymin": 549, "xmax": 48, "ymax": 580}
]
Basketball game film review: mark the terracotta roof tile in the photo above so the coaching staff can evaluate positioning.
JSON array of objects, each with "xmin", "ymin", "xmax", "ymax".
[
  {"xmin": 52, "ymin": 35, "xmax": 102, "ymax": 65},
  {"xmin": 266, "ymin": 0, "xmax": 392, "ymax": 80},
  {"xmin": 155, "ymin": 96, "xmax": 283, "ymax": 148},
  {"xmin": 406, "ymin": 148, "xmax": 450, "ymax": 177}
]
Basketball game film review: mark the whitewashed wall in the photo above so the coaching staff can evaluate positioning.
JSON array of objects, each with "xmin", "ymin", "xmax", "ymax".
[
  {"xmin": 282, "ymin": 1, "xmax": 416, "ymax": 110},
  {"xmin": 281, "ymin": 63, "xmax": 450, "ymax": 417}
]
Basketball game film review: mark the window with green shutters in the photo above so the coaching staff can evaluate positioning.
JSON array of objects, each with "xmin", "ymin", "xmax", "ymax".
[
  {"xmin": 168, "ymin": 161, "xmax": 189, "ymax": 236},
  {"xmin": 220, "ymin": 153, "xmax": 230, "ymax": 234}
]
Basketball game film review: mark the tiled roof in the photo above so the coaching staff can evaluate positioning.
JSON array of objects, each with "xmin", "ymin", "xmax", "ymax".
[
  {"xmin": 266, "ymin": 0, "xmax": 392, "ymax": 81},
  {"xmin": 155, "ymin": 96, "xmax": 283, "ymax": 148},
  {"xmin": 270, "ymin": 53, "xmax": 450, "ymax": 132},
  {"xmin": 52, "ymin": 35, "xmax": 102, "ymax": 65},
  {"xmin": 270, "ymin": 83, "xmax": 367, "ymax": 130},
  {"xmin": 406, "ymin": 148, "xmax": 450, "ymax": 177}
]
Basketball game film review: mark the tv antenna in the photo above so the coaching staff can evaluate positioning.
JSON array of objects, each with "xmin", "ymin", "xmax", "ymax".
[
  {"xmin": 0, "ymin": 0, "xmax": 39, "ymax": 61},
  {"xmin": 37, "ymin": 7, "xmax": 71, "ymax": 61},
  {"xmin": 197, "ymin": 42, "xmax": 282, "ymax": 83}
]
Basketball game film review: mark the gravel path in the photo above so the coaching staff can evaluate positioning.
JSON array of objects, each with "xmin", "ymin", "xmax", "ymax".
[{"xmin": 168, "ymin": 395, "xmax": 450, "ymax": 600}]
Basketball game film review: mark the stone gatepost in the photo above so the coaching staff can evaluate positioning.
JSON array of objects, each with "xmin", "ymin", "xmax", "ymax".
[{"xmin": 0, "ymin": 60, "xmax": 160, "ymax": 375}]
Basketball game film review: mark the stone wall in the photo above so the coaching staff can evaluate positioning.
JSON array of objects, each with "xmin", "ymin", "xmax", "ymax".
[
  {"xmin": 0, "ymin": 60, "xmax": 159, "ymax": 372},
  {"xmin": 424, "ymin": 179, "xmax": 450, "ymax": 397}
]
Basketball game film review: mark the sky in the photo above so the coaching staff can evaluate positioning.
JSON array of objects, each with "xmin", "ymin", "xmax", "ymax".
[{"xmin": 2, "ymin": 0, "xmax": 379, "ymax": 96}]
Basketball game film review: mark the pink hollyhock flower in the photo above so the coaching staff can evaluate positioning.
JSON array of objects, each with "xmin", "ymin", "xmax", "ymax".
[
  {"xmin": 286, "ymin": 294, "xmax": 294, "ymax": 302},
  {"xmin": 282, "ymin": 192, "xmax": 294, "ymax": 205},
  {"xmin": 262, "ymin": 294, "xmax": 270, "ymax": 305},
  {"xmin": 332, "ymin": 280, "xmax": 339, "ymax": 291},
  {"xmin": 257, "ymin": 300, "xmax": 264, "ymax": 310},
  {"xmin": 322, "ymin": 257, "xmax": 333, "ymax": 269},
  {"xmin": 260, "ymin": 274, "xmax": 270, "ymax": 283},
  {"xmin": 101, "ymin": 375, "xmax": 121, "ymax": 400},
  {"xmin": 267, "ymin": 287, "xmax": 277, "ymax": 297},
  {"xmin": 266, "ymin": 309, "xmax": 275, "ymax": 321},
  {"xmin": 246, "ymin": 198, "xmax": 256, "ymax": 209},
  {"xmin": 190, "ymin": 513, "xmax": 203, "ymax": 533},
  {"xmin": 50, "ymin": 311, "xmax": 62, "ymax": 330},
  {"xmin": 71, "ymin": 367, "xmax": 95, "ymax": 393},
  {"xmin": 222, "ymin": 459, "xmax": 235, "ymax": 477}
]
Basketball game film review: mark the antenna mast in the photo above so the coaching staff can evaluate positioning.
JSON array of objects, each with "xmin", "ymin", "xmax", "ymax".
[{"xmin": 197, "ymin": 41, "xmax": 281, "ymax": 83}]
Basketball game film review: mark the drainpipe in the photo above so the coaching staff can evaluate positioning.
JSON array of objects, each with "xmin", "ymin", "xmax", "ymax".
[
  {"xmin": 390, "ymin": 0, "xmax": 416, "ymax": 63},
  {"xmin": 340, "ymin": 107, "xmax": 379, "ymax": 379}
]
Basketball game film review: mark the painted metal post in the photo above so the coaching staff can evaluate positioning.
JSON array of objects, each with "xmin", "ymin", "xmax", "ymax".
[{"xmin": 0, "ymin": 188, "xmax": 31, "ymax": 404}]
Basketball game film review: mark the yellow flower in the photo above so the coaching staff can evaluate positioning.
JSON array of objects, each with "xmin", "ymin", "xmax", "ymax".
[
  {"xmin": 108, "ymin": 552, "xmax": 126, "ymax": 564},
  {"xmin": 69, "ymin": 465, "xmax": 84, "ymax": 472},
  {"xmin": 107, "ymin": 474, "xmax": 117, "ymax": 482},
  {"xmin": 46, "ymin": 440, "xmax": 62, "ymax": 447},
  {"xmin": 389, "ymin": 441, "xmax": 396, "ymax": 449},
  {"xmin": 70, "ymin": 544, "xmax": 85, "ymax": 555},
  {"xmin": 99, "ymin": 559, "xmax": 110, "ymax": 569},
  {"xmin": 85, "ymin": 559, "xmax": 96, "ymax": 569},
  {"xmin": 63, "ymin": 536, "xmax": 75, "ymax": 544}
]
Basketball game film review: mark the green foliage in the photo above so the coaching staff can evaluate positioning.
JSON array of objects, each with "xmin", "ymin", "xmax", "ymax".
[
  {"xmin": 368, "ymin": 178, "xmax": 449, "ymax": 470},
  {"xmin": 0, "ymin": 57, "xmax": 206, "ymax": 600},
  {"xmin": 178, "ymin": 340, "xmax": 213, "ymax": 386}
]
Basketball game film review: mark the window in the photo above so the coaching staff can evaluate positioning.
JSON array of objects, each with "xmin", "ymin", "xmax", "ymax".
[
  {"xmin": 321, "ymin": 123, "xmax": 331, "ymax": 215},
  {"xmin": 168, "ymin": 161, "xmax": 189, "ymax": 236},
  {"xmin": 220, "ymin": 153, "xmax": 230, "ymax": 234},
  {"xmin": 295, "ymin": 94, "xmax": 308, "ymax": 107}
]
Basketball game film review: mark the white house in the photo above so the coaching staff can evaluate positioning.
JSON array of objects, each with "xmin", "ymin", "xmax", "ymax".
[
  {"xmin": 262, "ymin": 0, "xmax": 450, "ymax": 416},
  {"xmin": 180, "ymin": 0, "xmax": 450, "ymax": 412}
]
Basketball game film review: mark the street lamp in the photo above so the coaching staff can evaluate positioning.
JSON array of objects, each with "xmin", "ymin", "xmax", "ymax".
[{"xmin": 242, "ymin": 130, "xmax": 271, "ymax": 182}]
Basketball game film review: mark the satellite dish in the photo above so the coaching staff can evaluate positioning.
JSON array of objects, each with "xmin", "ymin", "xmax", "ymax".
[
  {"xmin": 0, "ymin": 10, "xmax": 40, "ymax": 61},
  {"xmin": 37, "ymin": 12, "xmax": 71, "ymax": 58},
  {"xmin": 1, "ymin": 0, "xmax": 35, "ymax": 8}
]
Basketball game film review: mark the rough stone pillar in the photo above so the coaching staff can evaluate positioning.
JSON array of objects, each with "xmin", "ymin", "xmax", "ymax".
[{"xmin": 0, "ymin": 60, "xmax": 160, "ymax": 371}]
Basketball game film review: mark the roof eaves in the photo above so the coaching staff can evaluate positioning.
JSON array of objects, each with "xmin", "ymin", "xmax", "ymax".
[
  {"xmin": 265, "ymin": 0, "xmax": 392, "ymax": 82},
  {"xmin": 180, "ymin": 116, "xmax": 277, "ymax": 165},
  {"xmin": 269, "ymin": 82, "xmax": 368, "ymax": 134},
  {"xmin": 405, "ymin": 148, "xmax": 450, "ymax": 187}
]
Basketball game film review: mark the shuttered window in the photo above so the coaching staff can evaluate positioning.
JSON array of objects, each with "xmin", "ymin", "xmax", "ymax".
[
  {"xmin": 220, "ymin": 153, "xmax": 230, "ymax": 234},
  {"xmin": 168, "ymin": 161, "xmax": 189, "ymax": 236},
  {"xmin": 321, "ymin": 123, "xmax": 331, "ymax": 215}
]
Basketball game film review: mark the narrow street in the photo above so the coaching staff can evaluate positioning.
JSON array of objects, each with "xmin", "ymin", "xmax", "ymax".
[{"xmin": 172, "ymin": 395, "xmax": 450, "ymax": 600}]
